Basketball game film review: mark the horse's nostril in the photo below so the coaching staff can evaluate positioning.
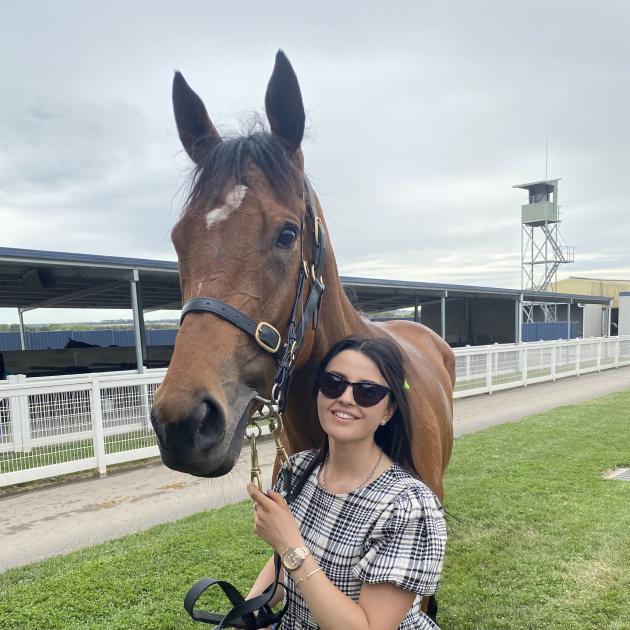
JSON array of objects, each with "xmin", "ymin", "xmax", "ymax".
[
  {"xmin": 150, "ymin": 410, "xmax": 165, "ymax": 445},
  {"xmin": 195, "ymin": 398, "xmax": 226, "ymax": 448}
]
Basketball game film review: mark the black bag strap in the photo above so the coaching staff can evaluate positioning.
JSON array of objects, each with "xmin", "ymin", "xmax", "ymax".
[{"xmin": 184, "ymin": 553, "xmax": 285, "ymax": 628}]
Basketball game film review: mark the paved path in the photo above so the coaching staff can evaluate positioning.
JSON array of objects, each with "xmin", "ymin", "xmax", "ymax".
[{"xmin": 1, "ymin": 366, "xmax": 628, "ymax": 572}]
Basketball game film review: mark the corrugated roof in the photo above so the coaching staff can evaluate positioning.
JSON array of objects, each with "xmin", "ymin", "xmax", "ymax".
[{"xmin": 0, "ymin": 247, "xmax": 178, "ymax": 272}]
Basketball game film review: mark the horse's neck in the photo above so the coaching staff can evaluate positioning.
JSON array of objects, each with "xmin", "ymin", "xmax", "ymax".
[
  {"xmin": 286, "ymin": 280, "xmax": 365, "ymax": 451},
  {"xmin": 310, "ymin": 228, "xmax": 371, "ymax": 363},
  {"xmin": 312, "ymin": 281, "xmax": 369, "ymax": 364}
]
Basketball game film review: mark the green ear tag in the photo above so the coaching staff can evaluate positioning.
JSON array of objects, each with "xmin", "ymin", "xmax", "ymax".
[{"xmin": 403, "ymin": 379, "xmax": 410, "ymax": 391}]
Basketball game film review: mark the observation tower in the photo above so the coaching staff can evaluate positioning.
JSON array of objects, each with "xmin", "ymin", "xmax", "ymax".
[{"xmin": 514, "ymin": 178, "xmax": 574, "ymax": 322}]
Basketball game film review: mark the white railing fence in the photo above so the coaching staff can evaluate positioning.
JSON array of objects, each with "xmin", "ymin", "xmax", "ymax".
[
  {"xmin": 452, "ymin": 336, "xmax": 630, "ymax": 397},
  {"xmin": 1, "ymin": 336, "xmax": 629, "ymax": 488},
  {"xmin": 0, "ymin": 370, "xmax": 165, "ymax": 488}
]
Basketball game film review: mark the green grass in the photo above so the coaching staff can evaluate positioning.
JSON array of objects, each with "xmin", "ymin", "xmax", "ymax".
[
  {"xmin": 440, "ymin": 390, "xmax": 630, "ymax": 629},
  {"xmin": 0, "ymin": 431, "xmax": 156, "ymax": 473},
  {"xmin": 455, "ymin": 364, "xmax": 607, "ymax": 392},
  {"xmin": 1, "ymin": 391, "xmax": 629, "ymax": 629}
]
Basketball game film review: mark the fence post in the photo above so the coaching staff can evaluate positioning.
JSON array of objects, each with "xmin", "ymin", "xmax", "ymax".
[
  {"xmin": 523, "ymin": 345, "xmax": 528, "ymax": 386},
  {"xmin": 551, "ymin": 341, "xmax": 556, "ymax": 381},
  {"xmin": 465, "ymin": 346, "xmax": 471, "ymax": 378},
  {"xmin": 597, "ymin": 340, "xmax": 602, "ymax": 372},
  {"xmin": 8, "ymin": 375, "xmax": 32, "ymax": 453},
  {"xmin": 8, "ymin": 375, "xmax": 23, "ymax": 453},
  {"xmin": 486, "ymin": 346, "xmax": 493, "ymax": 394},
  {"xmin": 140, "ymin": 383, "xmax": 152, "ymax": 429},
  {"xmin": 576, "ymin": 339, "xmax": 581, "ymax": 376},
  {"xmin": 17, "ymin": 375, "xmax": 32, "ymax": 453},
  {"xmin": 90, "ymin": 376, "xmax": 107, "ymax": 476},
  {"xmin": 614, "ymin": 337, "xmax": 620, "ymax": 368}
]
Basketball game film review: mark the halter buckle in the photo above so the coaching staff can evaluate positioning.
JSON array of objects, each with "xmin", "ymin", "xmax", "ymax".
[
  {"xmin": 311, "ymin": 264, "xmax": 324, "ymax": 285},
  {"xmin": 314, "ymin": 217, "xmax": 322, "ymax": 245},
  {"xmin": 255, "ymin": 321, "xmax": 282, "ymax": 354}
]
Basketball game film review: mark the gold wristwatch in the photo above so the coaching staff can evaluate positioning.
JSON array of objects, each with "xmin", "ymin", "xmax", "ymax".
[{"xmin": 281, "ymin": 546, "xmax": 311, "ymax": 571}]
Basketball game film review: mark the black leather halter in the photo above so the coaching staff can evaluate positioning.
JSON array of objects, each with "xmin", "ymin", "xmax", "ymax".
[{"xmin": 179, "ymin": 174, "xmax": 327, "ymax": 413}]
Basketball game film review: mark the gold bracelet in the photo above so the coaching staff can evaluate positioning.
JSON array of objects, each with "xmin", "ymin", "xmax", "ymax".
[{"xmin": 295, "ymin": 567, "xmax": 323, "ymax": 585}]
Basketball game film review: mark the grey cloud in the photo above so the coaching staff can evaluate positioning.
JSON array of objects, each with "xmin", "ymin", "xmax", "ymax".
[{"xmin": 1, "ymin": 0, "xmax": 629, "ymax": 319}]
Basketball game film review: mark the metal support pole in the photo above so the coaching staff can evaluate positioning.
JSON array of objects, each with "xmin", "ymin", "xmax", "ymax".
[
  {"xmin": 607, "ymin": 304, "xmax": 612, "ymax": 337},
  {"xmin": 413, "ymin": 296, "xmax": 419, "ymax": 323},
  {"xmin": 567, "ymin": 302, "xmax": 571, "ymax": 339},
  {"xmin": 518, "ymin": 294, "xmax": 523, "ymax": 343},
  {"xmin": 130, "ymin": 270, "xmax": 145, "ymax": 373},
  {"xmin": 514, "ymin": 300, "xmax": 519, "ymax": 343},
  {"xmin": 465, "ymin": 298, "xmax": 470, "ymax": 344},
  {"xmin": 17, "ymin": 308, "xmax": 27, "ymax": 350},
  {"xmin": 440, "ymin": 295, "xmax": 446, "ymax": 340}
]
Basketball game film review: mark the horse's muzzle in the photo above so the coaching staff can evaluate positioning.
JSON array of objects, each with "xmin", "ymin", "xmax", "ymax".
[{"xmin": 150, "ymin": 391, "xmax": 255, "ymax": 477}]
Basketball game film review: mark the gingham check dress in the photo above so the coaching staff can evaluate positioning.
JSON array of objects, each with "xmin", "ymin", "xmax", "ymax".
[{"xmin": 272, "ymin": 450, "xmax": 447, "ymax": 630}]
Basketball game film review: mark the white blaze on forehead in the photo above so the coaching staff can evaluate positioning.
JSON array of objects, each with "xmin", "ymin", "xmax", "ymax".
[{"xmin": 206, "ymin": 185, "xmax": 248, "ymax": 229}]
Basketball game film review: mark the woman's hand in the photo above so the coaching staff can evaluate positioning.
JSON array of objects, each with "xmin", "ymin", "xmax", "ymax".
[{"xmin": 247, "ymin": 483, "xmax": 304, "ymax": 554}]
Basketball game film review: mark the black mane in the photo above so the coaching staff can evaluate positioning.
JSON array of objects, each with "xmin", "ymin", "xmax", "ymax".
[{"xmin": 186, "ymin": 126, "xmax": 303, "ymax": 209}]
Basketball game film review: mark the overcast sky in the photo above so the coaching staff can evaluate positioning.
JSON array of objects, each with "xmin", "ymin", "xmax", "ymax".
[{"xmin": 1, "ymin": 1, "xmax": 629, "ymax": 323}]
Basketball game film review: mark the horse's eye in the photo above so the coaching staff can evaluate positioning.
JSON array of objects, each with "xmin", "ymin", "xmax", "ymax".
[{"xmin": 277, "ymin": 226, "xmax": 298, "ymax": 249}]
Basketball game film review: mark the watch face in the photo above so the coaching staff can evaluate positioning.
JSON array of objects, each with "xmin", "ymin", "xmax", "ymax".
[
  {"xmin": 283, "ymin": 547, "xmax": 308, "ymax": 570},
  {"xmin": 284, "ymin": 549, "xmax": 301, "ymax": 570}
]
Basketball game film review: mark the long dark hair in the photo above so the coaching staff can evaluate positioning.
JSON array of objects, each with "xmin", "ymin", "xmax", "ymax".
[{"xmin": 288, "ymin": 335, "xmax": 421, "ymax": 503}]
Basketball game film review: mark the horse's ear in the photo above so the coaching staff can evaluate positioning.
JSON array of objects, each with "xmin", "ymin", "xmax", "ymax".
[
  {"xmin": 172, "ymin": 71, "xmax": 221, "ymax": 164},
  {"xmin": 265, "ymin": 51, "xmax": 305, "ymax": 152}
]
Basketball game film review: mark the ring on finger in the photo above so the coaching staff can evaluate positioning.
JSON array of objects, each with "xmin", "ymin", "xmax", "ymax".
[{"xmin": 253, "ymin": 502, "xmax": 259, "ymax": 511}]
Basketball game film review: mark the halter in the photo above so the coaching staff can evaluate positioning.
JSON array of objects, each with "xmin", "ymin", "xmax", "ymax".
[{"xmin": 179, "ymin": 174, "xmax": 327, "ymax": 472}]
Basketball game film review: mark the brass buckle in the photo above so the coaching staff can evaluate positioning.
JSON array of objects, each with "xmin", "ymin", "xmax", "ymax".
[
  {"xmin": 314, "ymin": 217, "xmax": 322, "ymax": 245},
  {"xmin": 311, "ymin": 264, "xmax": 324, "ymax": 285},
  {"xmin": 289, "ymin": 340, "xmax": 297, "ymax": 362},
  {"xmin": 255, "ymin": 321, "xmax": 281, "ymax": 353}
]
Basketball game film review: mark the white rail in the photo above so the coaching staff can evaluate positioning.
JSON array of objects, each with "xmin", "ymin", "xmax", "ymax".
[
  {"xmin": 1, "ymin": 336, "xmax": 629, "ymax": 488},
  {"xmin": 452, "ymin": 335, "xmax": 630, "ymax": 397}
]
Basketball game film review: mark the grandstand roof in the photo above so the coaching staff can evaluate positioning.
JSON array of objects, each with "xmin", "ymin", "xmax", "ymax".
[{"xmin": 0, "ymin": 246, "xmax": 612, "ymax": 314}]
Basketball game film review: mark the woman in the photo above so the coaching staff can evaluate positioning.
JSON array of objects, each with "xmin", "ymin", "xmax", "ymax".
[{"xmin": 246, "ymin": 336, "xmax": 447, "ymax": 629}]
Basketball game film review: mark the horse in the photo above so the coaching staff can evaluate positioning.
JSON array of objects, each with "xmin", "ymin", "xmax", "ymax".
[{"xmin": 150, "ymin": 50, "xmax": 454, "ymax": 500}]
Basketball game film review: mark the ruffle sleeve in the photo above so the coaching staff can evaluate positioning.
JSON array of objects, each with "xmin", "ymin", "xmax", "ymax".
[{"xmin": 352, "ymin": 485, "xmax": 447, "ymax": 595}]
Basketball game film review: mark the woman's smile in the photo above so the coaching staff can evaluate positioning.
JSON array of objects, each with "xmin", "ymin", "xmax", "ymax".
[{"xmin": 330, "ymin": 408, "xmax": 361, "ymax": 421}]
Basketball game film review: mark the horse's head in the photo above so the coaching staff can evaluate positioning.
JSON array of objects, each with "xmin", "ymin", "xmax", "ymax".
[{"xmin": 151, "ymin": 52, "xmax": 321, "ymax": 476}]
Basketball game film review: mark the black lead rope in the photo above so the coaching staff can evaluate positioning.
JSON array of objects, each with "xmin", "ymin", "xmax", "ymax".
[
  {"xmin": 184, "ymin": 470, "xmax": 294, "ymax": 628},
  {"xmin": 184, "ymin": 554, "xmax": 284, "ymax": 629}
]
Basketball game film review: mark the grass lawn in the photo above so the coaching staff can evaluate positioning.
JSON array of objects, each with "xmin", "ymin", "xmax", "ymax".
[
  {"xmin": 0, "ymin": 431, "xmax": 157, "ymax": 474},
  {"xmin": 1, "ymin": 391, "xmax": 629, "ymax": 629}
]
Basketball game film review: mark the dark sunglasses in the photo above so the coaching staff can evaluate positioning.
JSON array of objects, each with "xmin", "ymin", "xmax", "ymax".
[{"xmin": 318, "ymin": 371, "xmax": 391, "ymax": 407}]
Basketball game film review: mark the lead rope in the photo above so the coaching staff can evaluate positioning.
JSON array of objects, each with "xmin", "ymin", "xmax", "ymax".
[
  {"xmin": 185, "ymin": 399, "xmax": 290, "ymax": 628},
  {"xmin": 247, "ymin": 396, "xmax": 292, "ymax": 491}
]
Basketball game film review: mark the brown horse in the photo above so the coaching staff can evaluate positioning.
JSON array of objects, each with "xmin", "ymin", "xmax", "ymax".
[{"xmin": 151, "ymin": 51, "xmax": 455, "ymax": 501}]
